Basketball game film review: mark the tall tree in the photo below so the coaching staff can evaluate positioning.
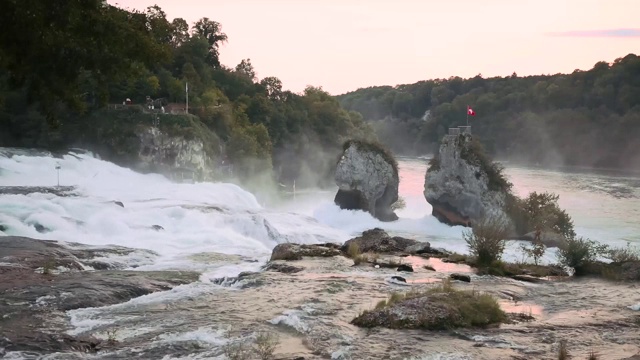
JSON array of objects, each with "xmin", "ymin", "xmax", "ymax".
[{"xmin": 192, "ymin": 17, "xmax": 228, "ymax": 68}]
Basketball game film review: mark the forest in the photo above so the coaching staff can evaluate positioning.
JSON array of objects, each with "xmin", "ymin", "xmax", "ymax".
[
  {"xmin": 0, "ymin": 1, "xmax": 374, "ymax": 187},
  {"xmin": 338, "ymin": 54, "xmax": 640, "ymax": 170},
  {"xmin": 2, "ymin": 1, "xmax": 639, "ymax": 187}
]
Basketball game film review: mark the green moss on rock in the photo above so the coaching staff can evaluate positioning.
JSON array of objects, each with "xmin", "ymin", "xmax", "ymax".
[
  {"xmin": 352, "ymin": 281, "xmax": 507, "ymax": 330},
  {"xmin": 342, "ymin": 139, "xmax": 399, "ymax": 178}
]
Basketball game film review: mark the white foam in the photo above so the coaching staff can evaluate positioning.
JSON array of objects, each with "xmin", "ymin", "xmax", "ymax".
[
  {"xmin": 0, "ymin": 150, "xmax": 341, "ymax": 275},
  {"xmin": 268, "ymin": 309, "xmax": 310, "ymax": 334},
  {"xmin": 154, "ymin": 327, "xmax": 227, "ymax": 346},
  {"xmin": 629, "ymin": 303, "xmax": 640, "ymax": 311}
]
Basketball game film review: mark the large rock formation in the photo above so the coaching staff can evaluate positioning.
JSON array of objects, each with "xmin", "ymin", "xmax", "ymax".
[
  {"xmin": 135, "ymin": 126, "xmax": 214, "ymax": 179},
  {"xmin": 424, "ymin": 132, "xmax": 510, "ymax": 227},
  {"xmin": 334, "ymin": 140, "xmax": 399, "ymax": 221}
]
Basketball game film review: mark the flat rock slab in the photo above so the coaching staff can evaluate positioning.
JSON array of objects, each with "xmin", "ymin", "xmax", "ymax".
[{"xmin": 0, "ymin": 237, "xmax": 198, "ymax": 354}]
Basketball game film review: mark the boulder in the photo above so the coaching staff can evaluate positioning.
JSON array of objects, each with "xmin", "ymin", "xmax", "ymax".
[
  {"xmin": 341, "ymin": 228, "xmax": 430, "ymax": 255},
  {"xmin": 270, "ymin": 243, "xmax": 342, "ymax": 261},
  {"xmin": 334, "ymin": 140, "xmax": 399, "ymax": 221},
  {"xmin": 424, "ymin": 133, "xmax": 511, "ymax": 227},
  {"xmin": 450, "ymin": 273, "xmax": 471, "ymax": 282},
  {"xmin": 516, "ymin": 231, "xmax": 566, "ymax": 248}
]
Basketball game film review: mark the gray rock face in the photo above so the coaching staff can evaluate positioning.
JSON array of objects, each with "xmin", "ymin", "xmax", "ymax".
[
  {"xmin": 334, "ymin": 142, "xmax": 399, "ymax": 221},
  {"xmin": 135, "ymin": 127, "xmax": 212, "ymax": 178},
  {"xmin": 424, "ymin": 133, "xmax": 509, "ymax": 227},
  {"xmin": 341, "ymin": 228, "xmax": 433, "ymax": 255},
  {"xmin": 270, "ymin": 243, "xmax": 342, "ymax": 261}
]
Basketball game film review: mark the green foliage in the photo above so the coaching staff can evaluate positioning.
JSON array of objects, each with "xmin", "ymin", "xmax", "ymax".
[
  {"xmin": 391, "ymin": 196, "xmax": 406, "ymax": 211},
  {"xmin": 556, "ymin": 237, "xmax": 609, "ymax": 276},
  {"xmin": 458, "ymin": 135, "xmax": 512, "ymax": 192},
  {"xmin": 0, "ymin": 1, "xmax": 170, "ymax": 120},
  {"xmin": 0, "ymin": 3, "xmax": 375, "ymax": 187},
  {"xmin": 507, "ymin": 192, "xmax": 576, "ymax": 238},
  {"xmin": 605, "ymin": 242, "xmax": 640, "ymax": 263},
  {"xmin": 338, "ymin": 54, "xmax": 640, "ymax": 171},
  {"xmin": 519, "ymin": 240, "xmax": 547, "ymax": 266},
  {"xmin": 354, "ymin": 280, "xmax": 507, "ymax": 330},
  {"xmin": 342, "ymin": 139, "xmax": 398, "ymax": 177},
  {"xmin": 463, "ymin": 215, "xmax": 510, "ymax": 267}
]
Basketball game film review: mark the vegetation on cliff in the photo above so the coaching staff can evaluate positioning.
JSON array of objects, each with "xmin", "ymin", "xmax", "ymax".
[
  {"xmin": 430, "ymin": 133, "xmax": 576, "ymax": 239},
  {"xmin": 341, "ymin": 139, "xmax": 399, "ymax": 177},
  {"xmin": 0, "ymin": 2, "xmax": 375, "ymax": 185},
  {"xmin": 338, "ymin": 54, "xmax": 640, "ymax": 170}
]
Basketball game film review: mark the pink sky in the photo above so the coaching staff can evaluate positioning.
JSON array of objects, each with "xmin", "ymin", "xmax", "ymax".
[{"xmin": 109, "ymin": 0, "xmax": 640, "ymax": 95}]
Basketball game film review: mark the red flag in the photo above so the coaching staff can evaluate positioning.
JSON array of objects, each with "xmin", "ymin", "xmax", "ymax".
[{"xmin": 467, "ymin": 106, "xmax": 475, "ymax": 116}]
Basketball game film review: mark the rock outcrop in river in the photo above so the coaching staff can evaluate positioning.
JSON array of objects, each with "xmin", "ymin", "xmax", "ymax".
[
  {"xmin": 334, "ymin": 140, "xmax": 399, "ymax": 221},
  {"xmin": 424, "ymin": 131, "xmax": 511, "ymax": 227}
]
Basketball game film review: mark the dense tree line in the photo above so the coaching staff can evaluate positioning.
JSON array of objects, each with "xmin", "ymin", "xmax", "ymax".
[
  {"xmin": 0, "ymin": 1, "xmax": 374, "ymax": 186},
  {"xmin": 338, "ymin": 55, "xmax": 640, "ymax": 170}
]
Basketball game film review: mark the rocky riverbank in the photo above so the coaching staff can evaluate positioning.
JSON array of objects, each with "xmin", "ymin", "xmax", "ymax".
[
  {"xmin": 0, "ymin": 237, "xmax": 198, "ymax": 356},
  {"xmin": 2, "ymin": 234, "xmax": 639, "ymax": 359}
]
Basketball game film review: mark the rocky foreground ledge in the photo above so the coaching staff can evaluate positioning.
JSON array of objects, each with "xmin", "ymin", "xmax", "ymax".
[
  {"xmin": 1, "ymin": 232, "xmax": 640, "ymax": 359},
  {"xmin": 0, "ymin": 237, "xmax": 198, "ymax": 355}
]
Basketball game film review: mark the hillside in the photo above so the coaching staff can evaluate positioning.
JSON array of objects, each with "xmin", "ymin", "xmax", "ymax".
[
  {"xmin": 337, "ymin": 54, "xmax": 640, "ymax": 170},
  {"xmin": 0, "ymin": 1, "xmax": 375, "ymax": 187}
]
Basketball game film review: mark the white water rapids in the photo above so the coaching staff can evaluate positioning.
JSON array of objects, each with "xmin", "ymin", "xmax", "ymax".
[{"xmin": 1, "ymin": 148, "xmax": 639, "ymax": 359}]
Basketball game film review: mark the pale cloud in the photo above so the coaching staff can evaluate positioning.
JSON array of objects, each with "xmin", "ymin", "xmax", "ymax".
[
  {"xmin": 547, "ymin": 28, "xmax": 640, "ymax": 37},
  {"xmin": 108, "ymin": 0, "xmax": 640, "ymax": 95}
]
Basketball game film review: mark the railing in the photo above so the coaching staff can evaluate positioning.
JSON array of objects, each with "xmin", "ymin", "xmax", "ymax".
[{"xmin": 448, "ymin": 128, "xmax": 461, "ymax": 135}]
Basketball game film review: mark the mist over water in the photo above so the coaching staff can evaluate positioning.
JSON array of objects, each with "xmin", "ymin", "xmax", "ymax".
[
  {"xmin": 2, "ymin": 148, "xmax": 640, "ymax": 355},
  {"xmin": 2, "ymin": 149, "xmax": 638, "ymax": 271}
]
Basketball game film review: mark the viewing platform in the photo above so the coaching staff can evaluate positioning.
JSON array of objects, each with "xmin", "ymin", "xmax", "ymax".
[{"xmin": 446, "ymin": 126, "xmax": 472, "ymax": 137}]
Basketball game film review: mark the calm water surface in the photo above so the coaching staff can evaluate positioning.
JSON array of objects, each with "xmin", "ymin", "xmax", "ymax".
[{"xmin": 397, "ymin": 157, "xmax": 640, "ymax": 246}]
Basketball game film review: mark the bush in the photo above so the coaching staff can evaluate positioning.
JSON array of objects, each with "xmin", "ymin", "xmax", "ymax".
[
  {"xmin": 507, "ymin": 192, "xmax": 575, "ymax": 239},
  {"xmin": 253, "ymin": 331, "xmax": 280, "ymax": 360},
  {"xmin": 557, "ymin": 237, "xmax": 608, "ymax": 276},
  {"xmin": 519, "ymin": 238, "xmax": 547, "ymax": 266},
  {"xmin": 606, "ymin": 242, "xmax": 640, "ymax": 263},
  {"xmin": 463, "ymin": 215, "xmax": 510, "ymax": 266},
  {"xmin": 352, "ymin": 279, "xmax": 507, "ymax": 330},
  {"xmin": 391, "ymin": 196, "xmax": 406, "ymax": 211}
]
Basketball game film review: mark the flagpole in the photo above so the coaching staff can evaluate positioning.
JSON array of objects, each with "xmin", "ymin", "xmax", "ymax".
[
  {"xmin": 185, "ymin": 82, "xmax": 189, "ymax": 114},
  {"xmin": 466, "ymin": 105, "xmax": 469, "ymax": 127}
]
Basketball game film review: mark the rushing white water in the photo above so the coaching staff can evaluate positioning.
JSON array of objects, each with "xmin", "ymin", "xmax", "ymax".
[
  {"xmin": 3, "ymin": 148, "xmax": 640, "ymax": 358},
  {"xmin": 0, "ymin": 148, "xmax": 349, "ymax": 279},
  {"xmin": 2, "ymin": 149, "xmax": 638, "ymax": 274}
]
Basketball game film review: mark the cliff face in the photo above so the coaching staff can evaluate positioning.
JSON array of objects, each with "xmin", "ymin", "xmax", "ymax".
[
  {"xmin": 424, "ymin": 133, "xmax": 509, "ymax": 227},
  {"xmin": 334, "ymin": 141, "xmax": 399, "ymax": 222},
  {"xmin": 135, "ymin": 126, "xmax": 213, "ymax": 178}
]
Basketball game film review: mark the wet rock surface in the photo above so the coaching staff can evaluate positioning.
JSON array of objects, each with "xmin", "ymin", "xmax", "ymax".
[
  {"xmin": 340, "ymin": 228, "xmax": 432, "ymax": 255},
  {"xmin": 7, "ymin": 251, "xmax": 638, "ymax": 359},
  {"xmin": 270, "ymin": 243, "xmax": 342, "ymax": 261},
  {"xmin": 334, "ymin": 140, "xmax": 399, "ymax": 221},
  {"xmin": 0, "ymin": 237, "xmax": 198, "ymax": 354},
  {"xmin": 424, "ymin": 133, "xmax": 510, "ymax": 227},
  {"xmin": 0, "ymin": 186, "xmax": 78, "ymax": 196}
]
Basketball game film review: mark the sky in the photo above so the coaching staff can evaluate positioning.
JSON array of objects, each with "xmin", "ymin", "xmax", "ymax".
[{"xmin": 108, "ymin": 0, "xmax": 640, "ymax": 95}]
